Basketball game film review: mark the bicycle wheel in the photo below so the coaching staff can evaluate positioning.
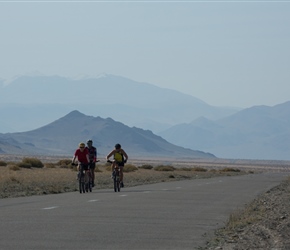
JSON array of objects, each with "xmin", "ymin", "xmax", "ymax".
[
  {"xmin": 114, "ymin": 177, "xmax": 117, "ymax": 192},
  {"xmin": 79, "ymin": 179, "xmax": 82, "ymax": 193},
  {"xmin": 79, "ymin": 168, "xmax": 86, "ymax": 193},
  {"xmin": 88, "ymin": 172, "xmax": 92, "ymax": 192},
  {"xmin": 117, "ymin": 179, "xmax": 120, "ymax": 192},
  {"xmin": 83, "ymin": 171, "xmax": 90, "ymax": 192},
  {"xmin": 89, "ymin": 180, "xmax": 92, "ymax": 192},
  {"xmin": 81, "ymin": 181, "xmax": 85, "ymax": 193},
  {"xmin": 79, "ymin": 178, "xmax": 85, "ymax": 193}
]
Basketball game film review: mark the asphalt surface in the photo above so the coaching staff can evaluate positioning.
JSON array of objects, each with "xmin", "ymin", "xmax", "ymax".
[{"xmin": 0, "ymin": 172, "xmax": 288, "ymax": 250}]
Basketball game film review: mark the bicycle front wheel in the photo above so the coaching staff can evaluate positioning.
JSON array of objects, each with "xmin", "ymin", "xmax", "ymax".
[
  {"xmin": 114, "ymin": 177, "xmax": 117, "ymax": 192},
  {"xmin": 117, "ymin": 180, "xmax": 120, "ymax": 192},
  {"xmin": 115, "ymin": 177, "xmax": 120, "ymax": 192},
  {"xmin": 79, "ymin": 179, "xmax": 85, "ymax": 193}
]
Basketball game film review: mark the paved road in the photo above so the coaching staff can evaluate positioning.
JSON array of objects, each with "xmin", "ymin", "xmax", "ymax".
[{"xmin": 0, "ymin": 172, "xmax": 288, "ymax": 250}]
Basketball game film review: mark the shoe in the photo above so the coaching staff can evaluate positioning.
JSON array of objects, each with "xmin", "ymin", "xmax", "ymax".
[{"xmin": 121, "ymin": 182, "xmax": 124, "ymax": 188}]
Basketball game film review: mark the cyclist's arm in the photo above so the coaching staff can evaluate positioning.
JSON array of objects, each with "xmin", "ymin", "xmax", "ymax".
[
  {"xmin": 72, "ymin": 155, "xmax": 76, "ymax": 164},
  {"xmin": 121, "ymin": 149, "xmax": 128, "ymax": 162},
  {"xmin": 72, "ymin": 149, "xmax": 79, "ymax": 164},
  {"xmin": 86, "ymin": 153, "xmax": 90, "ymax": 163},
  {"xmin": 106, "ymin": 150, "xmax": 115, "ymax": 161},
  {"xmin": 93, "ymin": 147, "xmax": 97, "ymax": 162}
]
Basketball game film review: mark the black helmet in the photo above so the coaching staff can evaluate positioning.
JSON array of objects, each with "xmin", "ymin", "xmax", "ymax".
[
  {"xmin": 87, "ymin": 140, "xmax": 93, "ymax": 145},
  {"xmin": 115, "ymin": 143, "xmax": 121, "ymax": 149}
]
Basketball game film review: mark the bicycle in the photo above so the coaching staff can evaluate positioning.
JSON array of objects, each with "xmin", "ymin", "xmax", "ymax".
[
  {"xmin": 107, "ymin": 160, "xmax": 121, "ymax": 192},
  {"xmin": 73, "ymin": 162, "xmax": 92, "ymax": 194},
  {"xmin": 89, "ymin": 160, "xmax": 100, "ymax": 188}
]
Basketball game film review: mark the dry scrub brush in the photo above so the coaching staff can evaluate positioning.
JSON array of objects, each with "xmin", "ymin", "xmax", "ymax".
[{"xmin": 0, "ymin": 158, "xmax": 246, "ymax": 199}]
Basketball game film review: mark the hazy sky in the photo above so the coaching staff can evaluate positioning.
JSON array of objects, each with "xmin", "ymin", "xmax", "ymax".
[{"xmin": 1, "ymin": 1, "xmax": 289, "ymax": 108}]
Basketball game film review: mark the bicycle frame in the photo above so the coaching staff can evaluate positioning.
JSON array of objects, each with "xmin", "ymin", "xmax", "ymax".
[
  {"xmin": 107, "ymin": 160, "xmax": 121, "ymax": 192},
  {"xmin": 78, "ymin": 163, "xmax": 92, "ymax": 194},
  {"xmin": 113, "ymin": 165, "xmax": 121, "ymax": 192}
]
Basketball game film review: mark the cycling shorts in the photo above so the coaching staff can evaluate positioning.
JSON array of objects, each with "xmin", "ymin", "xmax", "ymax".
[
  {"xmin": 80, "ymin": 163, "xmax": 90, "ymax": 171},
  {"xmin": 115, "ymin": 161, "xmax": 124, "ymax": 167},
  {"xmin": 88, "ymin": 162, "xmax": 95, "ymax": 169}
]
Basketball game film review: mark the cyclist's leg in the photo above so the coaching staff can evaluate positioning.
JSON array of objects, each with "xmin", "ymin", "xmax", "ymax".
[
  {"xmin": 90, "ymin": 162, "xmax": 95, "ymax": 186},
  {"xmin": 76, "ymin": 164, "xmax": 80, "ymax": 180},
  {"xmin": 83, "ymin": 164, "xmax": 90, "ymax": 191},
  {"xmin": 77, "ymin": 164, "xmax": 83, "ymax": 179},
  {"xmin": 119, "ymin": 166, "xmax": 123, "ymax": 181},
  {"xmin": 80, "ymin": 164, "xmax": 85, "ymax": 179},
  {"xmin": 111, "ymin": 162, "xmax": 117, "ymax": 177}
]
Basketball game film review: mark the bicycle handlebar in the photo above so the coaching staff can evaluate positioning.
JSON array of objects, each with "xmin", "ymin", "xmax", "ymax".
[
  {"xmin": 107, "ymin": 159, "xmax": 127, "ymax": 164},
  {"xmin": 72, "ymin": 160, "xmax": 100, "ymax": 166}
]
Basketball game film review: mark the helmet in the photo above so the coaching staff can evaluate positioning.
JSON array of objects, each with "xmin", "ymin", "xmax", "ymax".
[
  {"xmin": 115, "ymin": 143, "xmax": 121, "ymax": 149},
  {"xmin": 79, "ymin": 142, "xmax": 85, "ymax": 148},
  {"xmin": 87, "ymin": 139, "xmax": 93, "ymax": 145}
]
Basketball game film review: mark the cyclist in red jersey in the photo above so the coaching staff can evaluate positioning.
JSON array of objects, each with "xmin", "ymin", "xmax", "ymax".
[
  {"xmin": 72, "ymin": 142, "xmax": 90, "ymax": 179},
  {"xmin": 72, "ymin": 142, "xmax": 90, "ymax": 164}
]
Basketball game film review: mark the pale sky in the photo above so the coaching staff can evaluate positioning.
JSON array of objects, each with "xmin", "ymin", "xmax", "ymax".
[{"xmin": 1, "ymin": 0, "xmax": 290, "ymax": 108}]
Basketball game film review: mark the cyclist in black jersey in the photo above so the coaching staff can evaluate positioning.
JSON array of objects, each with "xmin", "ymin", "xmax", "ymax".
[{"xmin": 86, "ymin": 140, "xmax": 97, "ymax": 187}]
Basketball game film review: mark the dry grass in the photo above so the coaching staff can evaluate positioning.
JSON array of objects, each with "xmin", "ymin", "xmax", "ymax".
[
  {"xmin": 0, "ymin": 158, "xmax": 248, "ymax": 198},
  {"xmin": 0, "ymin": 166, "xmax": 76, "ymax": 198},
  {"xmin": 0, "ymin": 160, "xmax": 7, "ymax": 166}
]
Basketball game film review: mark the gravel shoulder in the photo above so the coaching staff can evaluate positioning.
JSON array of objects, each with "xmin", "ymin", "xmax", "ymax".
[{"xmin": 202, "ymin": 175, "xmax": 290, "ymax": 250}]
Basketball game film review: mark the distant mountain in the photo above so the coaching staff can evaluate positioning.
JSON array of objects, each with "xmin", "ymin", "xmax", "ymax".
[
  {"xmin": 158, "ymin": 101, "xmax": 290, "ymax": 160},
  {"xmin": 0, "ymin": 74, "xmax": 239, "ymax": 133},
  {"xmin": 0, "ymin": 111, "xmax": 215, "ymax": 159}
]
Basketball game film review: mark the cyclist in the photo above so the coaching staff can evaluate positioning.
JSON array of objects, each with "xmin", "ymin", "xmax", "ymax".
[
  {"xmin": 106, "ymin": 143, "xmax": 128, "ymax": 188},
  {"xmin": 72, "ymin": 142, "xmax": 90, "ymax": 180},
  {"xmin": 86, "ymin": 139, "xmax": 97, "ymax": 187}
]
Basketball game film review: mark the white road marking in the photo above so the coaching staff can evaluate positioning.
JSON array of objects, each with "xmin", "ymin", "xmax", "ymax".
[
  {"xmin": 120, "ymin": 194, "xmax": 127, "ymax": 197},
  {"xmin": 42, "ymin": 206, "xmax": 58, "ymax": 210},
  {"xmin": 88, "ymin": 199, "xmax": 99, "ymax": 202},
  {"xmin": 196, "ymin": 180, "xmax": 224, "ymax": 186}
]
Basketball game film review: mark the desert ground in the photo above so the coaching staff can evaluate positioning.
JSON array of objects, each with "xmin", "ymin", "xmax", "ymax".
[{"xmin": 1, "ymin": 155, "xmax": 290, "ymax": 249}]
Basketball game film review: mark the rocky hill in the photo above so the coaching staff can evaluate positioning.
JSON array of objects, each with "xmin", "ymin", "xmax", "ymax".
[{"xmin": 0, "ymin": 111, "xmax": 215, "ymax": 159}]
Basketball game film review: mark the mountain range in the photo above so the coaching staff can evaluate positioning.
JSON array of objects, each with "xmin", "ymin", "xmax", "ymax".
[
  {"xmin": 1, "ymin": 74, "xmax": 289, "ymax": 160},
  {"xmin": 0, "ymin": 110, "xmax": 215, "ymax": 159},
  {"xmin": 159, "ymin": 101, "xmax": 290, "ymax": 160},
  {"xmin": 0, "ymin": 74, "xmax": 238, "ymax": 133}
]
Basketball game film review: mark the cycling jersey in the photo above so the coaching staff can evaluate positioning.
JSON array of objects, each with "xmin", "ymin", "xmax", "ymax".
[
  {"xmin": 114, "ymin": 151, "xmax": 124, "ymax": 163},
  {"xmin": 87, "ymin": 146, "xmax": 97, "ymax": 162},
  {"xmin": 74, "ymin": 148, "xmax": 89, "ymax": 163}
]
